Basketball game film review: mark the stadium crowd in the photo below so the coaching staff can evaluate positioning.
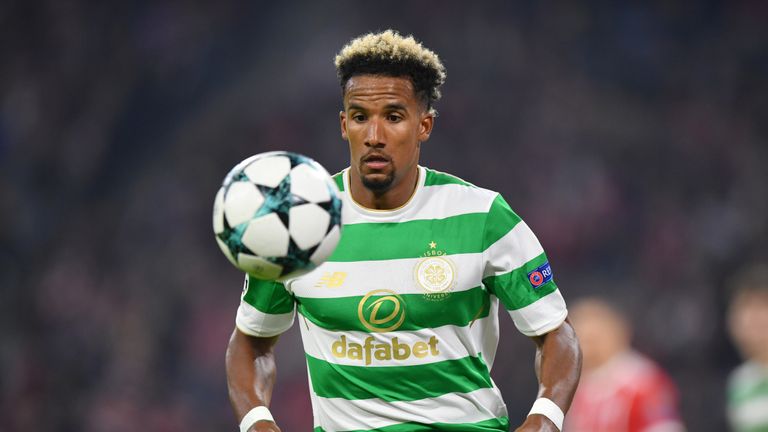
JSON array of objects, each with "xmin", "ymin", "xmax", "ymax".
[{"xmin": 1, "ymin": 1, "xmax": 766, "ymax": 431}]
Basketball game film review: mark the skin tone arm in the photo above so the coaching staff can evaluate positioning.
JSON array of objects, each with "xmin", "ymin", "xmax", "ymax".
[
  {"xmin": 515, "ymin": 319, "xmax": 582, "ymax": 432},
  {"xmin": 226, "ymin": 328, "xmax": 282, "ymax": 432}
]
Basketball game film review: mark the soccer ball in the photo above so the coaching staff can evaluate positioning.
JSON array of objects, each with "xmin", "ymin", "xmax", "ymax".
[{"xmin": 212, "ymin": 151, "xmax": 342, "ymax": 280}]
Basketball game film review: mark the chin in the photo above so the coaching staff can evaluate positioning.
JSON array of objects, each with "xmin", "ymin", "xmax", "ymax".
[{"xmin": 361, "ymin": 174, "xmax": 394, "ymax": 192}]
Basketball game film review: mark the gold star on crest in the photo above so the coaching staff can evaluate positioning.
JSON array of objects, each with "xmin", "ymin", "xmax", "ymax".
[{"xmin": 429, "ymin": 241, "xmax": 437, "ymax": 249}]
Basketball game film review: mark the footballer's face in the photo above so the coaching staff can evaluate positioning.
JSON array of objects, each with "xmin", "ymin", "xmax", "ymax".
[{"xmin": 340, "ymin": 75, "xmax": 433, "ymax": 208}]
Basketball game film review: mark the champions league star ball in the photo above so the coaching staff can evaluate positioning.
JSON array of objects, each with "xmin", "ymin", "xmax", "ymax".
[{"xmin": 213, "ymin": 151, "xmax": 342, "ymax": 280}]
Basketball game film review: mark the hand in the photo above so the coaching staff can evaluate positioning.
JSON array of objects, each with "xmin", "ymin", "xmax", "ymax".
[
  {"xmin": 514, "ymin": 414, "xmax": 559, "ymax": 432},
  {"xmin": 250, "ymin": 420, "xmax": 281, "ymax": 432}
]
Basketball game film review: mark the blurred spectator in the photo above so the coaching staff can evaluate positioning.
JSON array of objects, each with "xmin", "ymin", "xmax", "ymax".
[
  {"xmin": 565, "ymin": 298, "xmax": 685, "ymax": 432},
  {"xmin": 726, "ymin": 263, "xmax": 768, "ymax": 432},
  {"xmin": 0, "ymin": 1, "xmax": 766, "ymax": 430}
]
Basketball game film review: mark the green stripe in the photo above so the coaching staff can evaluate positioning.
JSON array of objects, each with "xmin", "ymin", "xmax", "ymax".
[
  {"xmin": 483, "ymin": 252, "xmax": 557, "ymax": 310},
  {"xmin": 729, "ymin": 375, "xmax": 768, "ymax": 404},
  {"xmin": 330, "ymin": 214, "xmax": 489, "ymax": 262},
  {"xmin": 306, "ymin": 354, "xmax": 493, "ymax": 401},
  {"xmin": 423, "ymin": 168, "xmax": 475, "ymax": 187},
  {"xmin": 243, "ymin": 275, "xmax": 295, "ymax": 314},
  {"xmin": 313, "ymin": 416, "xmax": 509, "ymax": 431},
  {"xmin": 333, "ymin": 171, "xmax": 345, "ymax": 191},
  {"xmin": 297, "ymin": 286, "xmax": 490, "ymax": 332},
  {"xmin": 482, "ymin": 194, "xmax": 522, "ymax": 251}
]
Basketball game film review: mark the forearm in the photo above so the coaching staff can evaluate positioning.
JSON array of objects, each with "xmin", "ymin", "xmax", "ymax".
[
  {"xmin": 517, "ymin": 319, "xmax": 581, "ymax": 431},
  {"xmin": 225, "ymin": 328, "xmax": 279, "ymax": 420},
  {"xmin": 534, "ymin": 319, "xmax": 582, "ymax": 410}
]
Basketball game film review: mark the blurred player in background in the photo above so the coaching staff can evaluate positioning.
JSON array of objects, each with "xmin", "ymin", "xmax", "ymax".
[
  {"xmin": 727, "ymin": 263, "xmax": 768, "ymax": 432},
  {"xmin": 565, "ymin": 297, "xmax": 685, "ymax": 432},
  {"xmin": 225, "ymin": 30, "xmax": 581, "ymax": 432}
]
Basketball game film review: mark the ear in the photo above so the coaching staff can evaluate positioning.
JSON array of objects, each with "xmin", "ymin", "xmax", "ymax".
[
  {"xmin": 340, "ymin": 111, "xmax": 348, "ymax": 140},
  {"xmin": 418, "ymin": 112, "xmax": 435, "ymax": 142}
]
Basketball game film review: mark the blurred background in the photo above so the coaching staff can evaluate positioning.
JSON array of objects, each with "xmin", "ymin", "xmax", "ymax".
[{"xmin": 1, "ymin": 1, "xmax": 767, "ymax": 431}]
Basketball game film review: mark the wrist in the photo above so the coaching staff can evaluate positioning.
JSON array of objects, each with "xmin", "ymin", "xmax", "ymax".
[
  {"xmin": 526, "ymin": 398, "xmax": 564, "ymax": 431},
  {"xmin": 240, "ymin": 406, "xmax": 275, "ymax": 432}
]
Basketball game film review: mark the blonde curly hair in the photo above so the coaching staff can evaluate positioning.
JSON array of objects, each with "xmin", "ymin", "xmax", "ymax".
[{"xmin": 334, "ymin": 30, "xmax": 446, "ymax": 115}]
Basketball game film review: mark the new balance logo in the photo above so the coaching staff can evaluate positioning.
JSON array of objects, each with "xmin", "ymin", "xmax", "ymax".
[{"xmin": 314, "ymin": 272, "xmax": 347, "ymax": 288}]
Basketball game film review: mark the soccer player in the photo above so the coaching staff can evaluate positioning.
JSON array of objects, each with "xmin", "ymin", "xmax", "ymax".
[
  {"xmin": 726, "ymin": 263, "xmax": 768, "ymax": 432},
  {"xmin": 226, "ymin": 30, "xmax": 581, "ymax": 432},
  {"xmin": 564, "ymin": 298, "xmax": 685, "ymax": 432}
]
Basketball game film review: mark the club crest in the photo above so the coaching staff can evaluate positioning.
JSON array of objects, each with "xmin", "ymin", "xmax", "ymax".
[{"xmin": 414, "ymin": 241, "xmax": 456, "ymax": 300}]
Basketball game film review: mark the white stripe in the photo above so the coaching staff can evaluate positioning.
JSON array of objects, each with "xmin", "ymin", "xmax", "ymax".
[
  {"xmin": 641, "ymin": 421, "xmax": 687, "ymax": 432},
  {"xmin": 297, "ymin": 314, "xmax": 499, "ymax": 367},
  {"xmin": 289, "ymin": 253, "xmax": 483, "ymax": 298},
  {"xmin": 484, "ymin": 221, "xmax": 544, "ymax": 278},
  {"xmin": 341, "ymin": 168, "xmax": 497, "ymax": 225},
  {"xmin": 235, "ymin": 301, "xmax": 295, "ymax": 337},
  {"xmin": 731, "ymin": 396, "xmax": 768, "ymax": 427},
  {"xmin": 508, "ymin": 290, "xmax": 567, "ymax": 336},
  {"xmin": 311, "ymin": 387, "xmax": 508, "ymax": 431}
]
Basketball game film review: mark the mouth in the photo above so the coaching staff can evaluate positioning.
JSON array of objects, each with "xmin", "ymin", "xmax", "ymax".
[{"xmin": 362, "ymin": 153, "xmax": 391, "ymax": 170}]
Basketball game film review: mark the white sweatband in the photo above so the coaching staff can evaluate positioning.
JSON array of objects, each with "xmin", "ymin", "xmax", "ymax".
[
  {"xmin": 239, "ymin": 406, "xmax": 275, "ymax": 432},
  {"xmin": 527, "ymin": 397, "xmax": 564, "ymax": 431}
]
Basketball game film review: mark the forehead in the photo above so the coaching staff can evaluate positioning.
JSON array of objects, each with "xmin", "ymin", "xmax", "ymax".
[
  {"xmin": 571, "ymin": 301, "xmax": 624, "ymax": 326},
  {"xmin": 343, "ymin": 75, "xmax": 419, "ymax": 107},
  {"xmin": 733, "ymin": 290, "xmax": 768, "ymax": 310}
]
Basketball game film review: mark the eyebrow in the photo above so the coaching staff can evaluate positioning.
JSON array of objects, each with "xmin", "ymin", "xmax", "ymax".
[
  {"xmin": 346, "ymin": 103, "xmax": 408, "ymax": 112},
  {"xmin": 384, "ymin": 103, "xmax": 407, "ymax": 111}
]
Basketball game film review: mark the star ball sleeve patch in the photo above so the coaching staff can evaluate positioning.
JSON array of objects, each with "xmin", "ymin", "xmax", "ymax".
[{"xmin": 527, "ymin": 261, "xmax": 553, "ymax": 289}]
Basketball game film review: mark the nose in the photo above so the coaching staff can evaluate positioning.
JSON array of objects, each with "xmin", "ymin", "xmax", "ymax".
[{"xmin": 364, "ymin": 118, "xmax": 384, "ymax": 148}]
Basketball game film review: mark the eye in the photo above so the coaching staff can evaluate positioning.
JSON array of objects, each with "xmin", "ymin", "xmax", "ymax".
[
  {"xmin": 387, "ymin": 113, "xmax": 403, "ymax": 122},
  {"xmin": 352, "ymin": 113, "xmax": 366, "ymax": 122}
]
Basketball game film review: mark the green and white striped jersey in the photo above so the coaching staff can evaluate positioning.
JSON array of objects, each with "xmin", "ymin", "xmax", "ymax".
[
  {"xmin": 728, "ymin": 362, "xmax": 768, "ymax": 432},
  {"xmin": 235, "ymin": 166, "xmax": 568, "ymax": 432}
]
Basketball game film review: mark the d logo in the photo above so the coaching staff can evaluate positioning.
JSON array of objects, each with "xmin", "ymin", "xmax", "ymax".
[{"xmin": 358, "ymin": 289, "xmax": 406, "ymax": 332}]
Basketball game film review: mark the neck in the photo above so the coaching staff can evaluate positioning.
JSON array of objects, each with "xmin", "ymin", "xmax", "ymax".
[
  {"xmin": 349, "ymin": 167, "xmax": 420, "ymax": 210},
  {"xmin": 753, "ymin": 352, "xmax": 768, "ymax": 368}
]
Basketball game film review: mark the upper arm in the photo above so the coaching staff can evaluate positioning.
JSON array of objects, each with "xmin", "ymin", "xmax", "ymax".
[
  {"xmin": 230, "ymin": 326, "xmax": 281, "ymax": 355},
  {"xmin": 481, "ymin": 194, "xmax": 567, "ymax": 336},
  {"xmin": 236, "ymin": 274, "xmax": 297, "ymax": 337}
]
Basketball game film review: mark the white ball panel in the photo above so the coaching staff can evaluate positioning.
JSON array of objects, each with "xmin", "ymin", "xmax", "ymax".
[
  {"xmin": 212, "ymin": 187, "xmax": 226, "ymax": 234},
  {"xmin": 310, "ymin": 224, "xmax": 341, "ymax": 266},
  {"xmin": 215, "ymin": 237, "xmax": 238, "ymax": 267},
  {"xmin": 244, "ymin": 155, "xmax": 291, "ymax": 188},
  {"xmin": 241, "ymin": 213, "xmax": 290, "ymax": 257},
  {"xmin": 237, "ymin": 254, "xmax": 284, "ymax": 280},
  {"xmin": 289, "ymin": 204, "xmax": 331, "ymax": 250},
  {"xmin": 290, "ymin": 163, "xmax": 331, "ymax": 203},
  {"xmin": 224, "ymin": 182, "xmax": 264, "ymax": 228}
]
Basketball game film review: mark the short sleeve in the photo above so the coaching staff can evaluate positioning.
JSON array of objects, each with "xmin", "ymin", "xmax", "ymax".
[
  {"xmin": 235, "ymin": 274, "xmax": 296, "ymax": 337},
  {"xmin": 482, "ymin": 194, "xmax": 567, "ymax": 336}
]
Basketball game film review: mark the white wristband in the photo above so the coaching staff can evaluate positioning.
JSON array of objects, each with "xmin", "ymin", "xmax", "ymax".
[
  {"xmin": 239, "ymin": 406, "xmax": 275, "ymax": 432},
  {"xmin": 527, "ymin": 397, "xmax": 564, "ymax": 431}
]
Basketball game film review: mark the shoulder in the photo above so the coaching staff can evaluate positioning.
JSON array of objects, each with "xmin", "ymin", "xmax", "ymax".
[
  {"xmin": 332, "ymin": 169, "xmax": 346, "ymax": 191},
  {"xmin": 621, "ymin": 352, "xmax": 678, "ymax": 394},
  {"xmin": 729, "ymin": 361, "xmax": 767, "ymax": 389},
  {"xmin": 421, "ymin": 166, "xmax": 500, "ymax": 207}
]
